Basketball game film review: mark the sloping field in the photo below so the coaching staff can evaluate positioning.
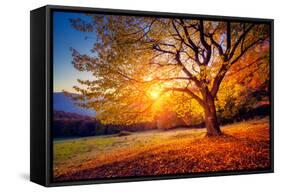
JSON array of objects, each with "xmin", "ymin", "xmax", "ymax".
[{"xmin": 53, "ymin": 117, "xmax": 271, "ymax": 181}]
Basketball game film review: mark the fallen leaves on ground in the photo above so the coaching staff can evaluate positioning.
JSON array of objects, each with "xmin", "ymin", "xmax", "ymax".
[{"xmin": 54, "ymin": 118, "xmax": 270, "ymax": 182}]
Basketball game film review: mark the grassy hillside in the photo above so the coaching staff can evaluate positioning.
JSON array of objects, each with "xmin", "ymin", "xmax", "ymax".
[{"xmin": 53, "ymin": 117, "xmax": 270, "ymax": 181}]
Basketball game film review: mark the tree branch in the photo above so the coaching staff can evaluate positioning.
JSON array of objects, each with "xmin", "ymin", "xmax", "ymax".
[
  {"xmin": 230, "ymin": 37, "xmax": 267, "ymax": 65},
  {"xmin": 175, "ymin": 50, "xmax": 202, "ymax": 88},
  {"xmin": 164, "ymin": 87, "xmax": 205, "ymax": 107},
  {"xmin": 211, "ymin": 37, "xmax": 267, "ymax": 97},
  {"xmin": 227, "ymin": 24, "xmax": 255, "ymax": 61},
  {"xmin": 199, "ymin": 20, "xmax": 212, "ymax": 65},
  {"xmin": 152, "ymin": 44, "xmax": 176, "ymax": 55},
  {"xmin": 226, "ymin": 21, "xmax": 231, "ymax": 54},
  {"xmin": 209, "ymin": 34, "xmax": 224, "ymax": 57},
  {"xmin": 227, "ymin": 55, "xmax": 267, "ymax": 76}
]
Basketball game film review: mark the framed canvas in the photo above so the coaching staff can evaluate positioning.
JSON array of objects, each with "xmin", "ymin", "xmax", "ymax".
[{"xmin": 30, "ymin": 5, "xmax": 274, "ymax": 187}]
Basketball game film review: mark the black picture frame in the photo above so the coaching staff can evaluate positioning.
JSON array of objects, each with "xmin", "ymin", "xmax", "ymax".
[{"xmin": 30, "ymin": 5, "xmax": 274, "ymax": 187}]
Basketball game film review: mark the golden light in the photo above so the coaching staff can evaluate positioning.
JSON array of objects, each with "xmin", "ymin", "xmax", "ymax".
[
  {"xmin": 147, "ymin": 84, "xmax": 163, "ymax": 100},
  {"xmin": 149, "ymin": 89, "xmax": 161, "ymax": 99}
]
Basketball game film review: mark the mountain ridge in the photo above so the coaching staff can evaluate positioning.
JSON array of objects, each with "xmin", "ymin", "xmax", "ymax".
[{"xmin": 53, "ymin": 92, "xmax": 96, "ymax": 116}]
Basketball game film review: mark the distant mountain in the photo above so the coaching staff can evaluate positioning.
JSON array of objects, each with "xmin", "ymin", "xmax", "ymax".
[
  {"xmin": 53, "ymin": 92, "xmax": 96, "ymax": 116},
  {"xmin": 53, "ymin": 110, "xmax": 94, "ymax": 121}
]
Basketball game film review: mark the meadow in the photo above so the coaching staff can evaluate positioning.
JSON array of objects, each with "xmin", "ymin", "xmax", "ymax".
[{"xmin": 53, "ymin": 117, "xmax": 270, "ymax": 181}]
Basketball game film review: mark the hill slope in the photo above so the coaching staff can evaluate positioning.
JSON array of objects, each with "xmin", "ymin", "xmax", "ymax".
[{"xmin": 53, "ymin": 117, "xmax": 270, "ymax": 181}]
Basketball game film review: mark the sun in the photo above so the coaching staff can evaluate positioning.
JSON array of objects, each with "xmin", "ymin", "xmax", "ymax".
[
  {"xmin": 147, "ymin": 86, "xmax": 161, "ymax": 100},
  {"xmin": 148, "ymin": 88, "xmax": 161, "ymax": 100},
  {"xmin": 147, "ymin": 83, "xmax": 165, "ymax": 100}
]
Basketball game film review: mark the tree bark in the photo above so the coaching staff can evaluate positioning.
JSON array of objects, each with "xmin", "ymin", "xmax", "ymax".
[{"xmin": 203, "ymin": 93, "xmax": 221, "ymax": 137}]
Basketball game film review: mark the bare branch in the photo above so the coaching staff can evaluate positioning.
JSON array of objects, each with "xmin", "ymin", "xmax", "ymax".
[
  {"xmin": 226, "ymin": 21, "xmax": 231, "ymax": 53},
  {"xmin": 199, "ymin": 20, "xmax": 212, "ymax": 65},
  {"xmin": 179, "ymin": 19, "xmax": 200, "ymax": 62},
  {"xmin": 152, "ymin": 44, "xmax": 176, "ymax": 55},
  {"xmin": 209, "ymin": 34, "xmax": 224, "ymax": 57}
]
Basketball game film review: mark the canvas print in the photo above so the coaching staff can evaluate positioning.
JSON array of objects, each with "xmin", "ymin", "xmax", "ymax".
[{"xmin": 52, "ymin": 11, "xmax": 272, "ymax": 182}]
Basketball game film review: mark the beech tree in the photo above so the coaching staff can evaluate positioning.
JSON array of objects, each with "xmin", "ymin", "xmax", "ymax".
[{"xmin": 68, "ymin": 15, "xmax": 270, "ymax": 136}]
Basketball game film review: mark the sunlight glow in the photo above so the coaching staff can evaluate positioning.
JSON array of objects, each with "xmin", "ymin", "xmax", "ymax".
[
  {"xmin": 148, "ymin": 88, "xmax": 162, "ymax": 100},
  {"xmin": 150, "ymin": 90, "xmax": 160, "ymax": 99}
]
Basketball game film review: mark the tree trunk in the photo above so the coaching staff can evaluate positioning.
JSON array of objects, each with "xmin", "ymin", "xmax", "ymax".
[{"xmin": 204, "ymin": 93, "xmax": 221, "ymax": 137}]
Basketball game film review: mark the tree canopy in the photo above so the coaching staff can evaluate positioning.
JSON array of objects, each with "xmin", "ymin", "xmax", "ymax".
[{"xmin": 67, "ymin": 14, "xmax": 270, "ymax": 132}]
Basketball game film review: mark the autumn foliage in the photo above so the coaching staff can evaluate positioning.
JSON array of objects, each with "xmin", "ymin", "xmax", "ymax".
[{"xmin": 67, "ymin": 15, "xmax": 270, "ymax": 136}]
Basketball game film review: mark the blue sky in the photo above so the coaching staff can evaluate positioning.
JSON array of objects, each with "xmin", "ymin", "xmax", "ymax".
[{"xmin": 53, "ymin": 11, "xmax": 96, "ymax": 93}]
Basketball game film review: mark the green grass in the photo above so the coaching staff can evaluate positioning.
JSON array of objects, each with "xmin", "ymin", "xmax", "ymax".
[
  {"xmin": 54, "ymin": 136, "xmax": 115, "ymax": 162},
  {"xmin": 54, "ymin": 126, "xmax": 205, "ymax": 165}
]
